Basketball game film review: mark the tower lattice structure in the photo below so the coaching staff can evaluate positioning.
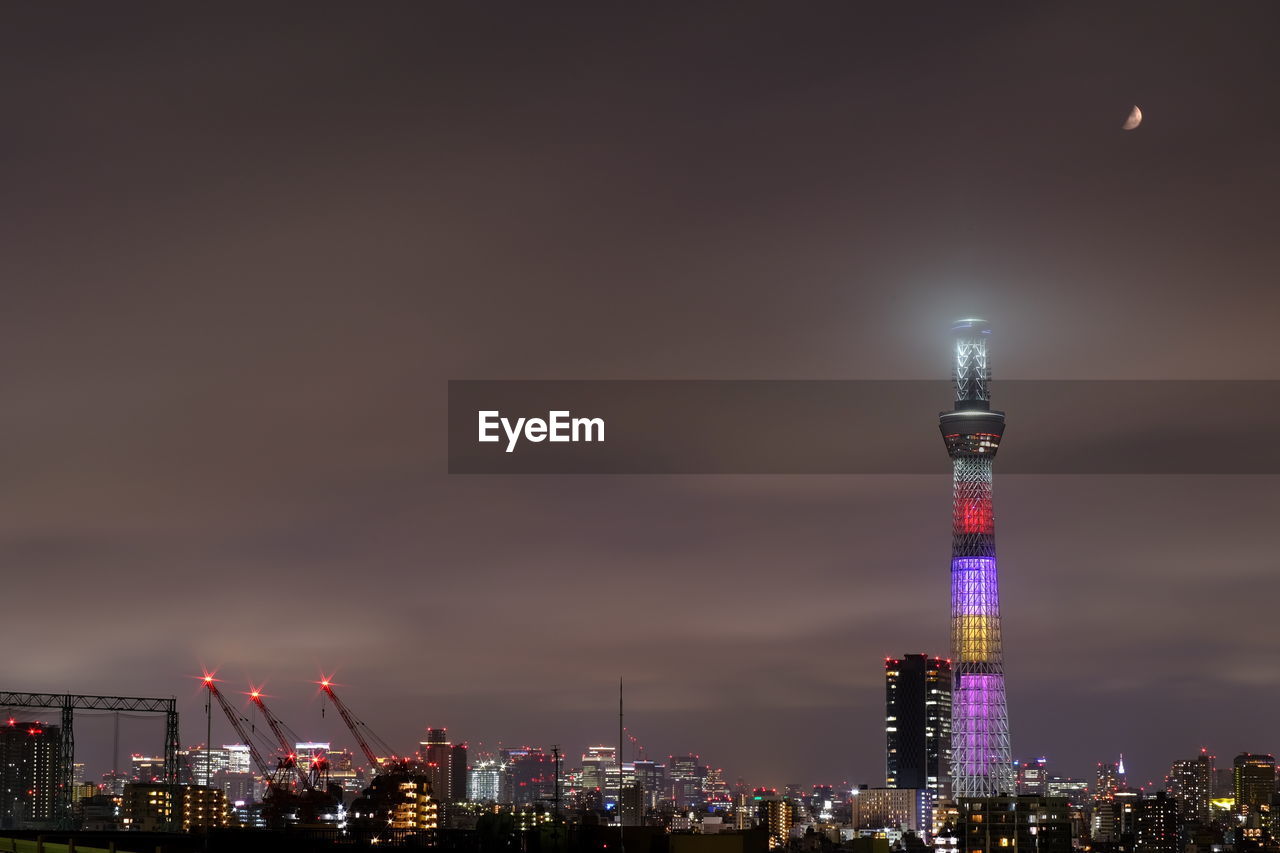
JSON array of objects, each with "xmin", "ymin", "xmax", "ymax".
[{"xmin": 939, "ymin": 318, "xmax": 1014, "ymax": 799}]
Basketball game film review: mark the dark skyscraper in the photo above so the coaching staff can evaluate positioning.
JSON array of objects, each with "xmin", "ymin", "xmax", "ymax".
[
  {"xmin": 1168, "ymin": 752, "xmax": 1212, "ymax": 826},
  {"xmin": 1135, "ymin": 792, "xmax": 1180, "ymax": 853},
  {"xmin": 449, "ymin": 743, "xmax": 467, "ymax": 805},
  {"xmin": 0, "ymin": 720, "xmax": 60, "ymax": 828},
  {"xmin": 885, "ymin": 654, "xmax": 953, "ymax": 802},
  {"xmin": 1232, "ymin": 753, "xmax": 1275, "ymax": 815},
  {"xmin": 941, "ymin": 319, "xmax": 1014, "ymax": 798},
  {"xmin": 419, "ymin": 728, "xmax": 452, "ymax": 802}
]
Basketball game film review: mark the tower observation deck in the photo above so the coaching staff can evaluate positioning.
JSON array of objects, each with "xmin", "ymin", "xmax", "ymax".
[{"xmin": 939, "ymin": 318, "xmax": 1014, "ymax": 798}]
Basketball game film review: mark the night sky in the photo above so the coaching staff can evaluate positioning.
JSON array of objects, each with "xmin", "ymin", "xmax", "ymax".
[{"xmin": 2, "ymin": 4, "xmax": 1279, "ymax": 789}]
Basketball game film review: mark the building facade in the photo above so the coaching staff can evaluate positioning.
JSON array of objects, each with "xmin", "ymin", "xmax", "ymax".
[
  {"xmin": 959, "ymin": 796, "xmax": 1071, "ymax": 853},
  {"xmin": 0, "ymin": 720, "xmax": 60, "ymax": 828},
  {"xmin": 853, "ymin": 787, "xmax": 932, "ymax": 840},
  {"xmin": 1169, "ymin": 753, "xmax": 1213, "ymax": 826},
  {"xmin": 886, "ymin": 654, "xmax": 952, "ymax": 803},
  {"xmin": 1233, "ymin": 753, "xmax": 1276, "ymax": 815}
]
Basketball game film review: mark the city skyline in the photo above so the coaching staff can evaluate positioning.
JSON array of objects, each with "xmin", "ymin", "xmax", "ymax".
[{"xmin": 2, "ymin": 2, "xmax": 1279, "ymax": 796}]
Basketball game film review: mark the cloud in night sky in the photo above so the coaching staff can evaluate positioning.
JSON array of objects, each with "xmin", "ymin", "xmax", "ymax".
[{"xmin": 0, "ymin": 3, "xmax": 1277, "ymax": 787}]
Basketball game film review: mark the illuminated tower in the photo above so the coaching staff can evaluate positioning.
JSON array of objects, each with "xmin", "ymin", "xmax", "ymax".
[{"xmin": 939, "ymin": 318, "xmax": 1013, "ymax": 798}]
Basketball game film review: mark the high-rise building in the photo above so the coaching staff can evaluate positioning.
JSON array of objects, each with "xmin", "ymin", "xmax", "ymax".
[
  {"xmin": 1015, "ymin": 758, "xmax": 1048, "ymax": 796},
  {"xmin": 419, "ymin": 729, "xmax": 452, "ymax": 802},
  {"xmin": 1044, "ymin": 776, "xmax": 1088, "ymax": 807},
  {"xmin": 419, "ymin": 729, "xmax": 470, "ymax": 804},
  {"xmin": 131, "ymin": 754, "xmax": 168, "ymax": 784},
  {"xmin": 468, "ymin": 757, "xmax": 510, "ymax": 803},
  {"xmin": 1233, "ymin": 753, "xmax": 1276, "ymax": 815},
  {"xmin": 581, "ymin": 746, "xmax": 616, "ymax": 795},
  {"xmin": 941, "ymin": 319, "xmax": 1013, "ymax": 798},
  {"xmin": 1096, "ymin": 760, "xmax": 1123, "ymax": 800},
  {"xmin": 757, "ymin": 795, "xmax": 793, "ymax": 849},
  {"xmin": 503, "ymin": 747, "xmax": 555, "ymax": 808},
  {"xmin": 1136, "ymin": 791, "xmax": 1179, "ymax": 853},
  {"xmin": 1168, "ymin": 752, "xmax": 1213, "ymax": 826},
  {"xmin": 852, "ymin": 787, "xmax": 932, "ymax": 839},
  {"xmin": 634, "ymin": 760, "xmax": 666, "ymax": 809},
  {"xmin": 0, "ymin": 720, "xmax": 60, "ymax": 828},
  {"xmin": 294, "ymin": 742, "xmax": 330, "ymax": 778},
  {"xmin": 886, "ymin": 655, "xmax": 953, "ymax": 803},
  {"xmin": 669, "ymin": 755, "xmax": 706, "ymax": 807},
  {"xmin": 449, "ymin": 743, "xmax": 467, "ymax": 805}
]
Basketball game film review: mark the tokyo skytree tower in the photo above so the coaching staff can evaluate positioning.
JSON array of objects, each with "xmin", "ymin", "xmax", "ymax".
[{"xmin": 939, "ymin": 319, "xmax": 1014, "ymax": 798}]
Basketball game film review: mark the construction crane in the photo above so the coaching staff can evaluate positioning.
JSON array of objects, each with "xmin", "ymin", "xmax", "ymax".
[
  {"xmin": 317, "ymin": 676, "xmax": 405, "ymax": 774},
  {"xmin": 201, "ymin": 675, "xmax": 279, "ymax": 784},
  {"xmin": 247, "ymin": 685, "xmax": 315, "ymax": 792}
]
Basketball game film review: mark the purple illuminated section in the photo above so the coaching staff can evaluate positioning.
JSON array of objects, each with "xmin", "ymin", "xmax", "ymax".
[
  {"xmin": 951, "ymin": 557, "xmax": 999, "ymax": 617},
  {"xmin": 952, "ymin": 672, "xmax": 1008, "ymax": 778}
]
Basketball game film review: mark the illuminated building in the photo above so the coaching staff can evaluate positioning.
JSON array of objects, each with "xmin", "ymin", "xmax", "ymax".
[
  {"xmin": 1091, "ymin": 799, "xmax": 1117, "ymax": 843},
  {"xmin": 1233, "ymin": 753, "xmax": 1276, "ymax": 815},
  {"xmin": 620, "ymin": 782, "xmax": 645, "ymax": 826},
  {"xmin": 734, "ymin": 793, "xmax": 757, "ymax": 829},
  {"xmin": 294, "ymin": 742, "xmax": 330, "ymax": 776},
  {"xmin": 886, "ymin": 654, "xmax": 952, "ymax": 803},
  {"xmin": 581, "ymin": 745, "xmax": 616, "ymax": 795},
  {"xmin": 502, "ymin": 746, "xmax": 555, "ymax": 808},
  {"xmin": 1095, "ymin": 756, "xmax": 1127, "ymax": 801},
  {"xmin": 123, "ymin": 783, "xmax": 229, "ymax": 832},
  {"xmin": 76, "ymin": 794, "xmax": 120, "ymax": 832},
  {"xmin": 635, "ymin": 760, "xmax": 667, "ymax": 809},
  {"xmin": 186, "ymin": 744, "xmax": 253, "ymax": 786},
  {"xmin": 122, "ymin": 783, "xmax": 174, "ymax": 832},
  {"xmin": 669, "ymin": 754, "xmax": 706, "ymax": 807},
  {"xmin": 0, "ymin": 720, "xmax": 60, "ymax": 827},
  {"xmin": 420, "ymin": 728, "xmax": 452, "ymax": 802},
  {"xmin": 325, "ymin": 748, "xmax": 363, "ymax": 794},
  {"xmin": 757, "ymin": 795, "xmax": 793, "ymax": 849},
  {"xmin": 959, "ymin": 796, "xmax": 1071, "ymax": 853},
  {"xmin": 1135, "ymin": 791, "xmax": 1179, "ymax": 853},
  {"xmin": 941, "ymin": 319, "xmax": 1013, "ymax": 798},
  {"xmin": 1044, "ymin": 777, "xmax": 1088, "ymax": 807},
  {"xmin": 853, "ymin": 787, "xmax": 932, "ymax": 840},
  {"xmin": 349, "ymin": 772, "xmax": 438, "ymax": 838},
  {"xmin": 131, "ymin": 754, "xmax": 168, "ymax": 784},
  {"xmin": 182, "ymin": 785, "xmax": 230, "ymax": 831},
  {"xmin": 467, "ymin": 757, "xmax": 510, "ymax": 803},
  {"xmin": 1115, "ymin": 790, "xmax": 1140, "ymax": 841},
  {"xmin": 1014, "ymin": 758, "xmax": 1047, "ymax": 796},
  {"xmin": 1168, "ymin": 752, "xmax": 1213, "ymax": 825},
  {"xmin": 100, "ymin": 771, "xmax": 128, "ymax": 797}
]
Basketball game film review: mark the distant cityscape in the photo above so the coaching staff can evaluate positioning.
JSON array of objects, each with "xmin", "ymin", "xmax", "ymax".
[
  {"xmin": 2, "ymin": 322, "xmax": 1268, "ymax": 853},
  {"xmin": 4, "ymin": 672, "xmax": 1275, "ymax": 853}
]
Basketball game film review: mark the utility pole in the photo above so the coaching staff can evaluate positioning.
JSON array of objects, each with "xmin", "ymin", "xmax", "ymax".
[{"xmin": 552, "ymin": 744, "xmax": 562, "ymax": 851}]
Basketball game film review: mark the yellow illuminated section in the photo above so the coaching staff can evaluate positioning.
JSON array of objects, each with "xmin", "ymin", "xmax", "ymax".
[{"xmin": 954, "ymin": 615, "xmax": 998, "ymax": 662}]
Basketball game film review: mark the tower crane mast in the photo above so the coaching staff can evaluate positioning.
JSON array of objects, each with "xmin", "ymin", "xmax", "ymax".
[
  {"xmin": 248, "ymin": 687, "xmax": 314, "ymax": 791},
  {"xmin": 201, "ymin": 676, "xmax": 275, "ymax": 782},
  {"xmin": 318, "ymin": 678, "xmax": 403, "ymax": 773}
]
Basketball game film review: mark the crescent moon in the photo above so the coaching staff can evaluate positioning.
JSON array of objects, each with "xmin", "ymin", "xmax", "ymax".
[{"xmin": 1122, "ymin": 105, "xmax": 1142, "ymax": 131}]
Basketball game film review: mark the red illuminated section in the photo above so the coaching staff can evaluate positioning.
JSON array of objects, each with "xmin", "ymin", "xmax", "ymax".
[{"xmin": 955, "ymin": 497, "xmax": 993, "ymax": 534}]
